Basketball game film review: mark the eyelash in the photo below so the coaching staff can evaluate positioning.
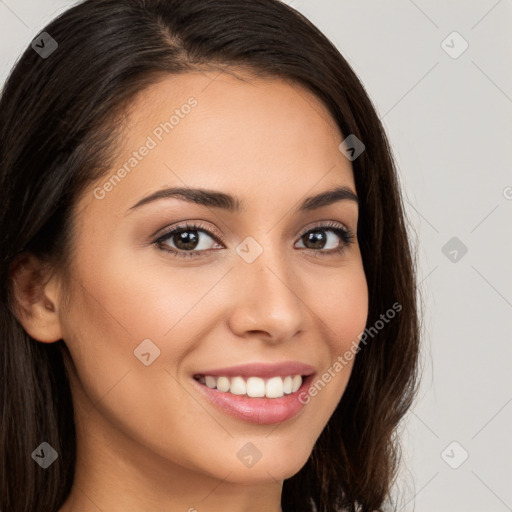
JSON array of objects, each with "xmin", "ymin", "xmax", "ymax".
[{"xmin": 153, "ymin": 220, "xmax": 355, "ymax": 259}]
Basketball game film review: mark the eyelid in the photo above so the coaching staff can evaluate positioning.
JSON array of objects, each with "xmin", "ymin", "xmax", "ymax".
[
  {"xmin": 297, "ymin": 219, "xmax": 350, "ymax": 237},
  {"xmin": 153, "ymin": 220, "xmax": 352, "ymax": 244},
  {"xmin": 152, "ymin": 220, "xmax": 224, "ymax": 245}
]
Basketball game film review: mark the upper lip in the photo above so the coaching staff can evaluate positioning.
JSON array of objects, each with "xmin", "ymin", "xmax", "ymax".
[{"xmin": 193, "ymin": 361, "xmax": 316, "ymax": 379}]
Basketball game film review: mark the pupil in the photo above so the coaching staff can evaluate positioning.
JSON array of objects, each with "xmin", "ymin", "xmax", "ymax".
[
  {"xmin": 305, "ymin": 231, "xmax": 325, "ymax": 249},
  {"xmin": 175, "ymin": 230, "xmax": 199, "ymax": 250}
]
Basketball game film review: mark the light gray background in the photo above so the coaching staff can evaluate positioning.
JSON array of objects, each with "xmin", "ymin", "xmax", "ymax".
[{"xmin": 1, "ymin": 1, "xmax": 511, "ymax": 511}]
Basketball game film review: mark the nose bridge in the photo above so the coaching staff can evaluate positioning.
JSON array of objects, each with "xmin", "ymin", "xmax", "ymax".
[
  {"xmin": 237, "ymin": 232, "xmax": 294, "ymax": 295},
  {"xmin": 229, "ymin": 233, "xmax": 307, "ymax": 339}
]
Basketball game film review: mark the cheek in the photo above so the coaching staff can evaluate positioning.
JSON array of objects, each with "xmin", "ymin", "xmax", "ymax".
[
  {"xmin": 298, "ymin": 261, "xmax": 368, "ymax": 413},
  {"xmin": 60, "ymin": 248, "xmax": 227, "ymax": 471},
  {"xmin": 60, "ymin": 244, "xmax": 232, "ymax": 423},
  {"xmin": 312, "ymin": 261, "xmax": 369, "ymax": 352},
  {"xmin": 67, "ymin": 239, "xmax": 224, "ymax": 346}
]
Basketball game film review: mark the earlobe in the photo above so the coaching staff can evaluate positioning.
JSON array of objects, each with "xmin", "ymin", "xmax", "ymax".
[{"xmin": 8, "ymin": 253, "xmax": 63, "ymax": 343}]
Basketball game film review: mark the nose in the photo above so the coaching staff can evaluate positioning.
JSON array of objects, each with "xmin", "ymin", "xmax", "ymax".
[{"xmin": 227, "ymin": 245, "xmax": 308, "ymax": 343}]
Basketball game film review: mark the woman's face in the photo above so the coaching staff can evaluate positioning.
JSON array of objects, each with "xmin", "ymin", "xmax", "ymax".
[{"xmin": 58, "ymin": 70, "xmax": 368, "ymax": 490}]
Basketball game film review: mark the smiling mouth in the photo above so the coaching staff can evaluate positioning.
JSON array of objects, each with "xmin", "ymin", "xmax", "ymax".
[{"xmin": 193, "ymin": 373, "xmax": 308, "ymax": 399}]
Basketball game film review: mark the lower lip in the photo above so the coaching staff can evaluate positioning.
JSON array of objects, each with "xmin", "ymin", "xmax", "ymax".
[{"xmin": 192, "ymin": 375, "xmax": 314, "ymax": 425}]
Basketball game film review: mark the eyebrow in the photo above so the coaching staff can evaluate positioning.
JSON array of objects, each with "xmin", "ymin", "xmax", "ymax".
[{"xmin": 127, "ymin": 185, "xmax": 358, "ymax": 214}]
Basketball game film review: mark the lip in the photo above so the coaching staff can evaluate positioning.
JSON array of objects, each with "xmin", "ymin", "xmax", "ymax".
[
  {"xmin": 191, "ymin": 372, "xmax": 316, "ymax": 425},
  {"xmin": 192, "ymin": 361, "xmax": 316, "ymax": 379}
]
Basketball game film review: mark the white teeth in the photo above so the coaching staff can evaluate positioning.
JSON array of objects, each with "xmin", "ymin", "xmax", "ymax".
[
  {"xmin": 196, "ymin": 374, "xmax": 305, "ymax": 398},
  {"xmin": 265, "ymin": 376, "xmax": 284, "ymax": 398},
  {"xmin": 246, "ymin": 377, "xmax": 265, "ymax": 397},
  {"xmin": 291, "ymin": 375, "xmax": 302, "ymax": 393},
  {"xmin": 283, "ymin": 376, "xmax": 293, "ymax": 394},
  {"xmin": 216, "ymin": 376, "xmax": 230, "ymax": 392},
  {"xmin": 230, "ymin": 376, "xmax": 246, "ymax": 395},
  {"xmin": 205, "ymin": 375, "xmax": 217, "ymax": 388}
]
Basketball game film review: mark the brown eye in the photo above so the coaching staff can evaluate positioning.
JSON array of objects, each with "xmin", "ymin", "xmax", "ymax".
[
  {"xmin": 154, "ymin": 222, "xmax": 222, "ymax": 259},
  {"xmin": 167, "ymin": 229, "xmax": 201, "ymax": 251},
  {"xmin": 295, "ymin": 223, "xmax": 355, "ymax": 255}
]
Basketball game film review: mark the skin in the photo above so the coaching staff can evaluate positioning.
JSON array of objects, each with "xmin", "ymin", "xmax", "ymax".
[{"xmin": 11, "ymin": 70, "xmax": 368, "ymax": 512}]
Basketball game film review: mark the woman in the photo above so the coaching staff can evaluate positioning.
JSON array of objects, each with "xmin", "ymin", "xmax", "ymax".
[{"xmin": 0, "ymin": 0, "xmax": 421, "ymax": 511}]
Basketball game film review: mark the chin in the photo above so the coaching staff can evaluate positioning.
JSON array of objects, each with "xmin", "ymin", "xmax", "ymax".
[{"xmin": 214, "ymin": 442, "xmax": 312, "ymax": 484}]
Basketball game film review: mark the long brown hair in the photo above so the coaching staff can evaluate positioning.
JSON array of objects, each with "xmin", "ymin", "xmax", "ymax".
[{"xmin": 0, "ymin": 1, "xmax": 421, "ymax": 510}]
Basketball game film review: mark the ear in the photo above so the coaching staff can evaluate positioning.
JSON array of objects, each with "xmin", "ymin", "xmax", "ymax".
[{"xmin": 9, "ymin": 253, "xmax": 64, "ymax": 343}]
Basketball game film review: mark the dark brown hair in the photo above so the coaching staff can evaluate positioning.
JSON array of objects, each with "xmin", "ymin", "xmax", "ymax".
[{"xmin": 0, "ymin": 1, "xmax": 422, "ymax": 510}]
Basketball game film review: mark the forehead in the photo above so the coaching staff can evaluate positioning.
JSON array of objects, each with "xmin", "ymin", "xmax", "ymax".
[
  {"xmin": 124, "ymin": 69, "xmax": 342, "ymax": 140},
  {"xmin": 82, "ymin": 70, "xmax": 356, "ymax": 217}
]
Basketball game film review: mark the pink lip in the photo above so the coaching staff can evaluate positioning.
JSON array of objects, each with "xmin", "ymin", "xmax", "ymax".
[
  {"xmin": 191, "ymin": 373, "xmax": 316, "ymax": 425},
  {"xmin": 192, "ymin": 361, "xmax": 316, "ymax": 379}
]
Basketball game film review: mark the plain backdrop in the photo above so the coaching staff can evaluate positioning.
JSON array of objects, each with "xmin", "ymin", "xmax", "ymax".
[{"xmin": 1, "ymin": 1, "xmax": 511, "ymax": 511}]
